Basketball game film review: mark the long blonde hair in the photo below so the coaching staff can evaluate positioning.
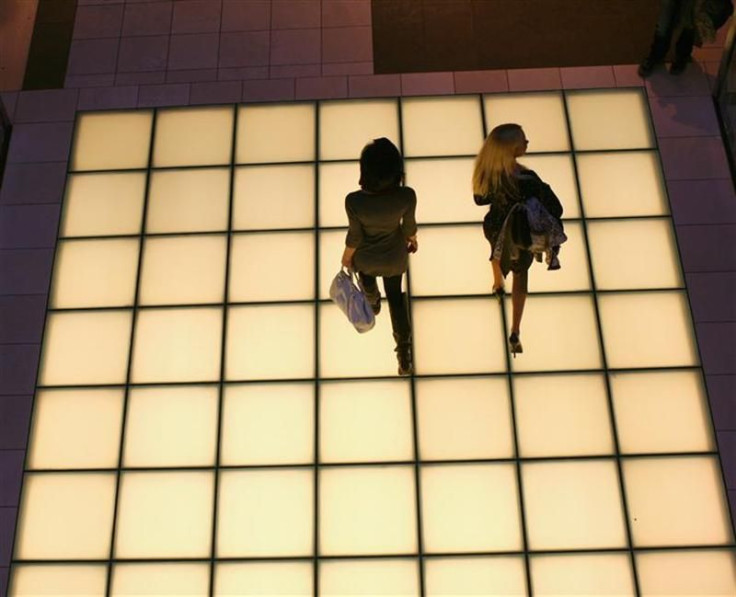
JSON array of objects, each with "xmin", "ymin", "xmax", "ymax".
[{"xmin": 472, "ymin": 123, "xmax": 526, "ymax": 201}]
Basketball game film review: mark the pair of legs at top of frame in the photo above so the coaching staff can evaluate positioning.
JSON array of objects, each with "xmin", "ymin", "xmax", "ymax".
[{"xmin": 639, "ymin": 0, "xmax": 732, "ymax": 77}]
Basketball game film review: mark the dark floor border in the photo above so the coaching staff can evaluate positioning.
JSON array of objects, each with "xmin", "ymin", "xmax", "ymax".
[{"xmin": 22, "ymin": 0, "xmax": 77, "ymax": 91}]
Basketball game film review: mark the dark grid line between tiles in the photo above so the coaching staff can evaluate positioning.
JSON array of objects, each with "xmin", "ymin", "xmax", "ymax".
[
  {"xmin": 561, "ymin": 90, "xmax": 643, "ymax": 595},
  {"xmin": 207, "ymin": 96, "xmax": 238, "ymax": 597},
  {"xmin": 397, "ymin": 93, "xmax": 428, "ymax": 597},
  {"xmin": 103, "ymin": 108, "xmax": 158, "ymax": 597},
  {"xmin": 479, "ymin": 90, "xmax": 535, "ymax": 595}
]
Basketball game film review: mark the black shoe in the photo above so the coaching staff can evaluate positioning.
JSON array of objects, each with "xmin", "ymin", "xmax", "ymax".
[
  {"xmin": 669, "ymin": 55, "xmax": 690, "ymax": 75},
  {"xmin": 638, "ymin": 55, "xmax": 660, "ymax": 78},
  {"xmin": 359, "ymin": 279, "xmax": 381, "ymax": 315},
  {"xmin": 396, "ymin": 344, "xmax": 413, "ymax": 376},
  {"xmin": 393, "ymin": 332, "xmax": 413, "ymax": 376},
  {"xmin": 508, "ymin": 333, "xmax": 523, "ymax": 358}
]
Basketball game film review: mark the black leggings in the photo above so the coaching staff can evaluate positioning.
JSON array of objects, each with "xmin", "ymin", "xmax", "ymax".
[{"xmin": 358, "ymin": 273, "xmax": 411, "ymax": 339}]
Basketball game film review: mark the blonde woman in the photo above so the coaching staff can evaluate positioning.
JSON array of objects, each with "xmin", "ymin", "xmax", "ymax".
[{"xmin": 473, "ymin": 124, "xmax": 563, "ymax": 355}]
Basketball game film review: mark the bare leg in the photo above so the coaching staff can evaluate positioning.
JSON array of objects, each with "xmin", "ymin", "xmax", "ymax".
[
  {"xmin": 491, "ymin": 258, "xmax": 504, "ymax": 291},
  {"xmin": 511, "ymin": 270, "xmax": 528, "ymax": 335}
]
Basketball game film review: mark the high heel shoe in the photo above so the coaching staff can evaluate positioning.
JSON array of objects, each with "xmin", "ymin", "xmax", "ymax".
[{"xmin": 508, "ymin": 332, "xmax": 523, "ymax": 358}]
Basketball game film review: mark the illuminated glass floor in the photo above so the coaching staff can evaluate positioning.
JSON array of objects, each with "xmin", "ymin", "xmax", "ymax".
[{"xmin": 10, "ymin": 92, "xmax": 736, "ymax": 596}]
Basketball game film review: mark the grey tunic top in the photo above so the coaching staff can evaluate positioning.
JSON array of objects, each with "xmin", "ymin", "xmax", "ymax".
[{"xmin": 345, "ymin": 186, "xmax": 418, "ymax": 277}]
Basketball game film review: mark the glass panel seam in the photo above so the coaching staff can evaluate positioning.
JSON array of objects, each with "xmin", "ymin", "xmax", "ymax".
[
  {"xmin": 104, "ymin": 108, "xmax": 158, "ymax": 597},
  {"xmin": 562, "ymin": 89, "xmax": 642, "ymax": 596}
]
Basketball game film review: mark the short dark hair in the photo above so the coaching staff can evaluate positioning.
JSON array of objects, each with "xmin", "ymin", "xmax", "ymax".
[{"xmin": 359, "ymin": 137, "xmax": 404, "ymax": 192}]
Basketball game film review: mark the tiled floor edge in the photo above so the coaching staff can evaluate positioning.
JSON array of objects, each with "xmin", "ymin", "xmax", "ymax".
[{"xmin": 1, "ymin": 67, "xmax": 734, "ymax": 594}]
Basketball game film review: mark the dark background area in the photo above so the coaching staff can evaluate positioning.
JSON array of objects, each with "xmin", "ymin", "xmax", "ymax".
[{"xmin": 372, "ymin": 0, "xmax": 661, "ymax": 73}]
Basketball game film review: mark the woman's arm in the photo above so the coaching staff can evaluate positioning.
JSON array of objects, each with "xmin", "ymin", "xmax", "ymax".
[
  {"xmin": 343, "ymin": 194, "xmax": 363, "ymax": 268},
  {"xmin": 538, "ymin": 181, "xmax": 563, "ymax": 219},
  {"xmin": 401, "ymin": 189, "xmax": 419, "ymax": 252},
  {"xmin": 341, "ymin": 245, "xmax": 357, "ymax": 268}
]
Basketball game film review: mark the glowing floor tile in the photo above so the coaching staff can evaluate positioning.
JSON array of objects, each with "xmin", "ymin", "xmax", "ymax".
[
  {"xmin": 525, "ymin": 222, "xmax": 591, "ymax": 293},
  {"xmin": 412, "ymin": 298, "xmax": 506, "ymax": 375},
  {"xmin": 16, "ymin": 473, "xmax": 116, "ymax": 559},
  {"xmin": 320, "ymin": 560, "xmax": 419, "ymax": 596},
  {"xmin": 131, "ymin": 307, "xmax": 223, "ymax": 383},
  {"xmin": 123, "ymin": 386, "xmax": 218, "ymax": 468},
  {"xmin": 611, "ymin": 370, "xmax": 714, "ymax": 454},
  {"xmin": 404, "ymin": 158, "xmax": 480, "ymax": 224},
  {"xmin": 62, "ymin": 172, "xmax": 146, "ymax": 237},
  {"xmin": 147, "ymin": 168, "xmax": 230, "ymax": 233},
  {"xmin": 40, "ymin": 310, "xmax": 132, "ymax": 386},
  {"xmin": 221, "ymin": 383, "xmax": 314, "ymax": 466},
  {"xmin": 115, "ymin": 471, "xmax": 214, "ymax": 558},
  {"xmin": 522, "ymin": 460, "xmax": 627, "ymax": 550},
  {"xmin": 425, "ymin": 556, "xmax": 527, "ymax": 596},
  {"xmin": 10, "ymin": 565, "xmax": 107, "ymax": 597},
  {"xmin": 421, "ymin": 464, "xmax": 522, "ymax": 553},
  {"xmin": 321, "ymin": 380, "xmax": 413, "ymax": 463},
  {"xmin": 320, "ymin": 98, "xmax": 399, "ymax": 160},
  {"xmin": 217, "ymin": 470, "xmax": 313, "ymax": 557},
  {"xmin": 530, "ymin": 553, "xmax": 635, "ymax": 596},
  {"xmin": 319, "ymin": 303, "xmax": 398, "ymax": 378},
  {"xmin": 320, "ymin": 466, "xmax": 417, "ymax": 555},
  {"xmin": 139, "ymin": 235, "xmax": 227, "ymax": 305},
  {"xmin": 227, "ymin": 304, "xmax": 314, "ymax": 380},
  {"xmin": 636, "ymin": 550, "xmax": 736, "ymax": 596},
  {"xmin": 567, "ymin": 89, "xmax": 654, "ymax": 151},
  {"xmin": 410, "ymin": 225, "xmax": 493, "ymax": 296},
  {"xmin": 507, "ymin": 295, "xmax": 602, "ymax": 372},
  {"xmin": 598, "ymin": 291, "xmax": 698, "ymax": 369},
  {"xmin": 577, "ymin": 151, "xmax": 668, "ymax": 218},
  {"xmin": 72, "ymin": 111, "xmax": 153, "ymax": 171},
  {"xmin": 402, "ymin": 96, "xmax": 484, "ymax": 157},
  {"xmin": 624, "ymin": 456, "xmax": 733, "ymax": 547},
  {"xmin": 233, "ymin": 164, "xmax": 315, "ymax": 230},
  {"xmin": 318, "ymin": 229, "xmax": 349, "ymax": 299},
  {"xmin": 518, "ymin": 153, "xmax": 581, "ymax": 219},
  {"xmin": 484, "ymin": 91, "xmax": 569, "ymax": 152},
  {"xmin": 28, "ymin": 388, "xmax": 123, "ymax": 470},
  {"xmin": 318, "ymin": 161, "xmax": 359, "ymax": 228},
  {"xmin": 111, "ymin": 563, "xmax": 209, "ymax": 596},
  {"xmin": 215, "ymin": 562, "xmax": 313, "ymax": 596},
  {"xmin": 513, "ymin": 373, "xmax": 614, "ymax": 458},
  {"xmin": 52, "ymin": 239, "xmax": 139, "ymax": 308},
  {"xmin": 153, "ymin": 106, "xmax": 234, "ymax": 167},
  {"xmin": 229, "ymin": 231, "xmax": 314, "ymax": 301},
  {"xmin": 237, "ymin": 103, "xmax": 315, "ymax": 164},
  {"xmin": 416, "ymin": 377, "xmax": 514, "ymax": 461},
  {"xmin": 588, "ymin": 218, "xmax": 682, "ymax": 290}
]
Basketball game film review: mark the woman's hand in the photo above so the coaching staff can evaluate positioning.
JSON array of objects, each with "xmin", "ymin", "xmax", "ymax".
[
  {"xmin": 341, "ymin": 246, "xmax": 356, "ymax": 269},
  {"xmin": 407, "ymin": 235, "xmax": 418, "ymax": 254}
]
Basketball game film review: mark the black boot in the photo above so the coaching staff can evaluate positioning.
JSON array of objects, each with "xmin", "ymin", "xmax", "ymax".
[
  {"xmin": 388, "ymin": 291, "xmax": 413, "ymax": 376},
  {"xmin": 358, "ymin": 273, "xmax": 381, "ymax": 314},
  {"xmin": 393, "ymin": 333, "xmax": 413, "ymax": 376},
  {"xmin": 670, "ymin": 28, "xmax": 694, "ymax": 75},
  {"xmin": 638, "ymin": 33, "xmax": 669, "ymax": 77}
]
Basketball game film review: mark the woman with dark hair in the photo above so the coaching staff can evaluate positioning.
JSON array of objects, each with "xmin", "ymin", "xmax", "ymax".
[{"xmin": 341, "ymin": 138, "xmax": 418, "ymax": 376}]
